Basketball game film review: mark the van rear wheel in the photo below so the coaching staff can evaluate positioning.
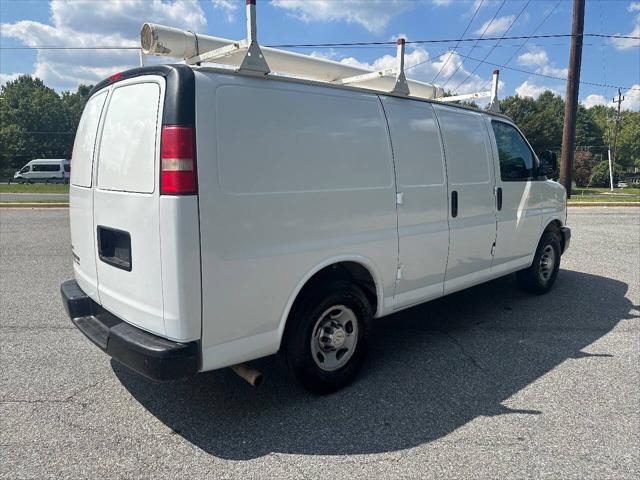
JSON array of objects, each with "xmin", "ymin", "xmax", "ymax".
[
  {"xmin": 283, "ymin": 280, "xmax": 371, "ymax": 394},
  {"xmin": 517, "ymin": 231, "xmax": 561, "ymax": 294}
]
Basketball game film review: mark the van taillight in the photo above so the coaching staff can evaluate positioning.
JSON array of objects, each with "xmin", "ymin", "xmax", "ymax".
[{"xmin": 160, "ymin": 125, "xmax": 197, "ymax": 195}]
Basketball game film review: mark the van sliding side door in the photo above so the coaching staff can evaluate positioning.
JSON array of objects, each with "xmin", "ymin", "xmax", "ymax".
[
  {"xmin": 433, "ymin": 105, "xmax": 498, "ymax": 295},
  {"xmin": 380, "ymin": 97, "xmax": 449, "ymax": 308}
]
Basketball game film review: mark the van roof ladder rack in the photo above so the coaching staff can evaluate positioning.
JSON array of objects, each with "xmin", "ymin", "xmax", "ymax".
[{"xmin": 140, "ymin": 0, "xmax": 502, "ymax": 108}]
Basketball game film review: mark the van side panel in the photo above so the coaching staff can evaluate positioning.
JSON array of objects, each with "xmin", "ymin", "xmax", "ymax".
[
  {"xmin": 159, "ymin": 196, "xmax": 202, "ymax": 341},
  {"xmin": 195, "ymin": 71, "xmax": 398, "ymax": 370}
]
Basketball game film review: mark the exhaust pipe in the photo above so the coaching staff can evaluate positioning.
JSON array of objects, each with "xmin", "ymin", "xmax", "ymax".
[{"xmin": 230, "ymin": 363, "xmax": 263, "ymax": 387}]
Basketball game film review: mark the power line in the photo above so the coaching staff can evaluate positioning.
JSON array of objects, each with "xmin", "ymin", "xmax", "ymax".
[
  {"xmin": 452, "ymin": 0, "xmax": 532, "ymax": 94},
  {"xmin": 1, "ymin": 33, "xmax": 637, "ymax": 51},
  {"xmin": 0, "ymin": 46, "xmax": 141, "ymax": 50},
  {"xmin": 461, "ymin": 53, "xmax": 640, "ymax": 91},
  {"xmin": 431, "ymin": 0, "xmax": 485, "ymax": 83},
  {"xmin": 484, "ymin": 0, "xmax": 562, "ymax": 89},
  {"xmin": 2, "ymin": 41, "xmax": 634, "ymax": 52},
  {"xmin": 441, "ymin": 0, "xmax": 507, "ymax": 89},
  {"xmin": 269, "ymin": 33, "xmax": 639, "ymax": 48}
]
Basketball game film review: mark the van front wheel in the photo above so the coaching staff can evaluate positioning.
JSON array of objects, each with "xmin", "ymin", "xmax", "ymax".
[
  {"xmin": 517, "ymin": 231, "xmax": 561, "ymax": 294},
  {"xmin": 284, "ymin": 281, "xmax": 371, "ymax": 394}
]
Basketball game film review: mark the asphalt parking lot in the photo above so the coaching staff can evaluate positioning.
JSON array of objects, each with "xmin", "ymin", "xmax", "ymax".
[{"xmin": 1, "ymin": 207, "xmax": 638, "ymax": 479}]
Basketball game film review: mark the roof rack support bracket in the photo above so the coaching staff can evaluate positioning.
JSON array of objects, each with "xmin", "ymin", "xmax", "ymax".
[
  {"xmin": 185, "ymin": 0, "xmax": 269, "ymax": 75},
  {"xmin": 487, "ymin": 69, "xmax": 500, "ymax": 112},
  {"xmin": 390, "ymin": 38, "xmax": 410, "ymax": 96}
]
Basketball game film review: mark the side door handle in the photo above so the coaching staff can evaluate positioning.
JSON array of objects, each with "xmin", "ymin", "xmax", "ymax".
[
  {"xmin": 451, "ymin": 190, "xmax": 458, "ymax": 218},
  {"xmin": 496, "ymin": 187, "xmax": 503, "ymax": 211}
]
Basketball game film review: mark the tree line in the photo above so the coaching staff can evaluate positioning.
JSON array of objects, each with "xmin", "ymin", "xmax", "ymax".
[
  {"xmin": 0, "ymin": 76, "xmax": 91, "ymax": 177},
  {"xmin": 500, "ymin": 91, "xmax": 639, "ymax": 187},
  {"xmin": 1, "ymin": 75, "xmax": 639, "ymax": 185}
]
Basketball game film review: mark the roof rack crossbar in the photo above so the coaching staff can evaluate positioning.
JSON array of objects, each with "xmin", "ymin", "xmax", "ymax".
[
  {"xmin": 435, "ymin": 70, "xmax": 500, "ymax": 111},
  {"xmin": 338, "ymin": 38, "xmax": 410, "ymax": 96},
  {"xmin": 186, "ymin": 0, "xmax": 269, "ymax": 75}
]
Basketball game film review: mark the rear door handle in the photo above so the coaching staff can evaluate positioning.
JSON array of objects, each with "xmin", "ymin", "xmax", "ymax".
[
  {"xmin": 451, "ymin": 190, "xmax": 458, "ymax": 218},
  {"xmin": 496, "ymin": 187, "xmax": 503, "ymax": 211}
]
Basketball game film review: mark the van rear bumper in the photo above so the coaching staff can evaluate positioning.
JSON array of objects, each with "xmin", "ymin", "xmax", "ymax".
[{"xmin": 60, "ymin": 280, "xmax": 199, "ymax": 381}]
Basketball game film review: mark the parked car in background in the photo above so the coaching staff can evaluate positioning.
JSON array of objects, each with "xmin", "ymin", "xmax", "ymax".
[
  {"xmin": 13, "ymin": 159, "xmax": 70, "ymax": 183},
  {"xmin": 616, "ymin": 182, "xmax": 628, "ymax": 188}
]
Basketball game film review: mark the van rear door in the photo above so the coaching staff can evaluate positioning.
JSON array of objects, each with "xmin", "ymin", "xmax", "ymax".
[
  {"xmin": 70, "ymin": 91, "xmax": 108, "ymax": 300},
  {"xmin": 92, "ymin": 76, "xmax": 166, "ymax": 336}
]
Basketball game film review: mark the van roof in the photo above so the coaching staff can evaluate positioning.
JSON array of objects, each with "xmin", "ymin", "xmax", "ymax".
[
  {"xmin": 91, "ymin": 64, "xmax": 515, "ymax": 123},
  {"xmin": 30, "ymin": 159, "xmax": 68, "ymax": 163}
]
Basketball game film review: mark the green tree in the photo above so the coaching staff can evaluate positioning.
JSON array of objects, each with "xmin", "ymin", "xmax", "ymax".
[
  {"xmin": 576, "ymin": 105, "xmax": 604, "ymax": 150},
  {"xmin": 614, "ymin": 111, "xmax": 640, "ymax": 169},
  {"xmin": 589, "ymin": 160, "xmax": 622, "ymax": 187},
  {"xmin": 0, "ymin": 76, "xmax": 92, "ymax": 176},
  {"xmin": 500, "ymin": 91, "xmax": 564, "ymax": 155},
  {"xmin": 573, "ymin": 149, "xmax": 598, "ymax": 187}
]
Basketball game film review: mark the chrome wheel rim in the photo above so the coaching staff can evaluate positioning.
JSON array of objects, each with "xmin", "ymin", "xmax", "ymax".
[
  {"xmin": 310, "ymin": 305, "xmax": 359, "ymax": 371},
  {"xmin": 539, "ymin": 245, "xmax": 556, "ymax": 282}
]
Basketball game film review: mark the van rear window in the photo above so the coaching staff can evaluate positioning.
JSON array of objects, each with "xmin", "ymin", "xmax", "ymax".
[
  {"xmin": 71, "ymin": 91, "xmax": 107, "ymax": 187},
  {"xmin": 97, "ymin": 82, "xmax": 160, "ymax": 193}
]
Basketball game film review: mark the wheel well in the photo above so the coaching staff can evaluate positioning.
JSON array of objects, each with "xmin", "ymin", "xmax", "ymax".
[
  {"xmin": 286, "ymin": 261, "xmax": 378, "ymax": 326},
  {"xmin": 543, "ymin": 220, "xmax": 564, "ymax": 249}
]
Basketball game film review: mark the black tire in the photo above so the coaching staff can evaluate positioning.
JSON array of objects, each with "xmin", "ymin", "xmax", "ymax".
[
  {"xmin": 517, "ymin": 231, "xmax": 561, "ymax": 294},
  {"xmin": 283, "ymin": 280, "xmax": 371, "ymax": 394}
]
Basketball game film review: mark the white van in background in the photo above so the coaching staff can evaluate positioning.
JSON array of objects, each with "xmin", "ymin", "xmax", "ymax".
[
  {"xmin": 14, "ymin": 158, "xmax": 70, "ymax": 183},
  {"xmin": 61, "ymin": 64, "xmax": 570, "ymax": 394}
]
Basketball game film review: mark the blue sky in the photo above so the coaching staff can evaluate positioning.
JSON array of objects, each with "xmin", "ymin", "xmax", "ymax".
[{"xmin": 1, "ymin": 0, "xmax": 639, "ymax": 109}]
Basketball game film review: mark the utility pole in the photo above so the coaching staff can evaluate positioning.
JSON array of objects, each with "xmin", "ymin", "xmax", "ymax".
[
  {"xmin": 559, "ymin": 0, "xmax": 585, "ymax": 198},
  {"xmin": 611, "ymin": 89, "xmax": 625, "ymax": 166}
]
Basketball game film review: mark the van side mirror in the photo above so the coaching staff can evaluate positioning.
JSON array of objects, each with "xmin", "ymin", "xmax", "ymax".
[{"xmin": 538, "ymin": 151, "xmax": 557, "ymax": 177}]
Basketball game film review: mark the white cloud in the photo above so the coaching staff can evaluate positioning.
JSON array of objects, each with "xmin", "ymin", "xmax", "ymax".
[
  {"xmin": 613, "ymin": 13, "xmax": 640, "ymax": 49},
  {"xmin": 539, "ymin": 65, "xmax": 568, "ymax": 77},
  {"xmin": 628, "ymin": 2, "xmax": 640, "ymax": 12},
  {"xmin": 270, "ymin": 0, "xmax": 414, "ymax": 33},
  {"xmin": 623, "ymin": 84, "xmax": 640, "ymax": 111},
  {"xmin": 0, "ymin": 73, "xmax": 23, "ymax": 87},
  {"xmin": 475, "ymin": 15, "xmax": 515, "ymax": 36},
  {"xmin": 581, "ymin": 86, "xmax": 640, "ymax": 111},
  {"xmin": 517, "ymin": 50, "xmax": 548, "ymax": 68},
  {"xmin": 581, "ymin": 94, "xmax": 608, "ymax": 109},
  {"xmin": 517, "ymin": 48, "xmax": 567, "ymax": 79},
  {"xmin": 337, "ymin": 46, "xmax": 497, "ymax": 97},
  {"xmin": 515, "ymin": 80, "xmax": 560, "ymax": 99},
  {"xmin": 1, "ymin": 0, "xmax": 207, "ymax": 91},
  {"xmin": 212, "ymin": 0, "xmax": 240, "ymax": 22}
]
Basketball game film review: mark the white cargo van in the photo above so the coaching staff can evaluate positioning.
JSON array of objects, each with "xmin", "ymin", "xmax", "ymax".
[
  {"xmin": 14, "ymin": 158, "xmax": 69, "ymax": 183},
  {"xmin": 61, "ymin": 63, "xmax": 570, "ymax": 393}
]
